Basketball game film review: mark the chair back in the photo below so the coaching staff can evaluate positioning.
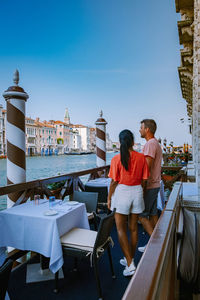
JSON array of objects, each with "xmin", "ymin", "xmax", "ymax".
[
  {"xmin": 0, "ymin": 259, "xmax": 13, "ymax": 300},
  {"xmin": 73, "ymin": 191, "xmax": 98, "ymax": 213},
  {"xmin": 93, "ymin": 210, "xmax": 115, "ymax": 252}
]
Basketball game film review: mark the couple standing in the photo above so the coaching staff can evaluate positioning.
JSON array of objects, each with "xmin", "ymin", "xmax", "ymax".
[{"xmin": 107, "ymin": 119, "xmax": 162, "ymax": 277}]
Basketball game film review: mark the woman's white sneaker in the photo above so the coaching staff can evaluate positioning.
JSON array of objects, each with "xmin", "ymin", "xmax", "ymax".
[
  {"xmin": 120, "ymin": 257, "xmax": 127, "ymax": 267},
  {"xmin": 138, "ymin": 244, "xmax": 147, "ymax": 253},
  {"xmin": 123, "ymin": 261, "xmax": 136, "ymax": 277}
]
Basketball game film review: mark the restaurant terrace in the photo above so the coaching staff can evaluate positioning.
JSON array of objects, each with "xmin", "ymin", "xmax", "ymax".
[{"xmin": 1, "ymin": 0, "xmax": 200, "ymax": 299}]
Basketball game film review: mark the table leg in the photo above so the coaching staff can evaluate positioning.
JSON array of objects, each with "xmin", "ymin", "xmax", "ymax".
[{"xmin": 40, "ymin": 255, "xmax": 50, "ymax": 273}]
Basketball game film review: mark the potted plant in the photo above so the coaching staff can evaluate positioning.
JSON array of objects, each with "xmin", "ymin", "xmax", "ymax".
[
  {"xmin": 47, "ymin": 180, "xmax": 65, "ymax": 198},
  {"xmin": 162, "ymin": 169, "xmax": 179, "ymax": 181}
]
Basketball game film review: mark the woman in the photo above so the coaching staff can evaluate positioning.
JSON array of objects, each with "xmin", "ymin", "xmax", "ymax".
[{"xmin": 107, "ymin": 129, "xmax": 149, "ymax": 276}]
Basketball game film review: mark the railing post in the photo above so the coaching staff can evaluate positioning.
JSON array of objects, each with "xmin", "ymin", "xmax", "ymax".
[
  {"xmin": 3, "ymin": 70, "xmax": 29, "ymax": 208},
  {"xmin": 95, "ymin": 111, "xmax": 107, "ymax": 175}
]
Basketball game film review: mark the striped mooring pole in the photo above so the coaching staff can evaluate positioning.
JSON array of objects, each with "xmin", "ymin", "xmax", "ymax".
[
  {"xmin": 3, "ymin": 70, "xmax": 29, "ymax": 208},
  {"xmin": 95, "ymin": 110, "xmax": 107, "ymax": 167}
]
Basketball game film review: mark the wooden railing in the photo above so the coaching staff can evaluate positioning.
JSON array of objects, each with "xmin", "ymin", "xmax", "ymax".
[
  {"xmin": 0, "ymin": 165, "xmax": 187, "ymax": 203},
  {"xmin": 0, "ymin": 165, "xmax": 110, "ymax": 204},
  {"xmin": 122, "ymin": 182, "xmax": 183, "ymax": 300}
]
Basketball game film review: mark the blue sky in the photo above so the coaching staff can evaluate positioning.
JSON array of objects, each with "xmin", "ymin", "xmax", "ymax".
[{"xmin": 0, "ymin": 0, "xmax": 191, "ymax": 146}]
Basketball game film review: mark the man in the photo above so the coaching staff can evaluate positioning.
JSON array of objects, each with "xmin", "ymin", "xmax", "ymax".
[{"xmin": 138, "ymin": 119, "xmax": 162, "ymax": 252}]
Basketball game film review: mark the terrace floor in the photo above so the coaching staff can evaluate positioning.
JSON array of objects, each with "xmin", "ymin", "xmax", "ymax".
[{"xmin": 7, "ymin": 224, "xmax": 149, "ymax": 300}]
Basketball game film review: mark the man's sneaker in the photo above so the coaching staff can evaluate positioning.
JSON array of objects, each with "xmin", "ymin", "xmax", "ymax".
[
  {"xmin": 123, "ymin": 261, "xmax": 136, "ymax": 277},
  {"xmin": 138, "ymin": 244, "xmax": 147, "ymax": 253},
  {"xmin": 120, "ymin": 257, "xmax": 127, "ymax": 267}
]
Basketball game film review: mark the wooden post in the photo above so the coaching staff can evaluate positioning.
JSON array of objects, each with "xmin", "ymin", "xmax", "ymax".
[
  {"xmin": 3, "ymin": 70, "xmax": 29, "ymax": 208},
  {"xmin": 95, "ymin": 110, "xmax": 107, "ymax": 168}
]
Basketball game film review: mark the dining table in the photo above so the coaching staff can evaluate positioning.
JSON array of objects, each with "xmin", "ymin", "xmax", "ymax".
[
  {"xmin": 85, "ymin": 178, "xmax": 111, "ymax": 210},
  {"xmin": 0, "ymin": 199, "xmax": 89, "ymax": 274}
]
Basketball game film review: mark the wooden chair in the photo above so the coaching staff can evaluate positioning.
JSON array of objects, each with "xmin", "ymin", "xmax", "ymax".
[{"xmin": 55, "ymin": 210, "xmax": 116, "ymax": 300}]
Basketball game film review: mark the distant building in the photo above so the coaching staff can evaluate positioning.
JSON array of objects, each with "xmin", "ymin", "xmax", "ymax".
[
  {"xmin": 71, "ymin": 124, "xmax": 90, "ymax": 151},
  {"xmin": 34, "ymin": 118, "xmax": 57, "ymax": 155},
  {"xmin": 133, "ymin": 143, "xmax": 142, "ymax": 153},
  {"xmin": 26, "ymin": 117, "xmax": 37, "ymax": 155},
  {"xmin": 112, "ymin": 141, "xmax": 120, "ymax": 150},
  {"xmin": 0, "ymin": 106, "xmax": 113, "ymax": 156},
  {"xmin": 69, "ymin": 129, "xmax": 81, "ymax": 151},
  {"xmin": 106, "ymin": 133, "xmax": 113, "ymax": 151},
  {"xmin": 53, "ymin": 120, "xmax": 70, "ymax": 154},
  {"xmin": 89, "ymin": 127, "xmax": 96, "ymax": 151}
]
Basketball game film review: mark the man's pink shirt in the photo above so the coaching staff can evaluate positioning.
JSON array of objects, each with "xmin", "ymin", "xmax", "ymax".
[{"xmin": 143, "ymin": 138, "xmax": 162, "ymax": 189}]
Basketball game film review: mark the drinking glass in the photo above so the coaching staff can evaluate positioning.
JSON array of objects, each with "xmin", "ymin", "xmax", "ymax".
[
  {"xmin": 34, "ymin": 194, "xmax": 40, "ymax": 205},
  {"xmin": 49, "ymin": 196, "xmax": 55, "ymax": 209}
]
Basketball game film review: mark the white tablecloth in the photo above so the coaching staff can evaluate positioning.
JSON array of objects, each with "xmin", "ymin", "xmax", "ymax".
[
  {"xmin": 0, "ymin": 200, "xmax": 89, "ymax": 273},
  {"xmin": 86, "ymin": 178, "xmax": 111, "ymax": 191},
  {"xmin": 182, "ymin": 182, "xmax": 198, "ymax": 196}
]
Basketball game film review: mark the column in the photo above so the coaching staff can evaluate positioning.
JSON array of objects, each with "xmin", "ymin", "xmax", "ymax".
[
  {"xmin": 95, "ymin": 110, "xmax": 107, "ymax": 167},
  {"xmin": 3, "ymin": 70, "xmax": 29, "ymax": 208}
]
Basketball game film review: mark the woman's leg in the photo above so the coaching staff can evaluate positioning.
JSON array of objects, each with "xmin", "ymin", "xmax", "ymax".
[
  {"xmin": 115, "ymin": 212, "xmax": 132, "ymax": 266},
  {"xmin": 128, "ymin": 213, "xmax": 138, "ymax": 258}
]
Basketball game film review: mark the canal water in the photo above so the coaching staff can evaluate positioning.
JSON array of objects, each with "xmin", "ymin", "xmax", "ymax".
[{"xmin": 0, "ymin": 152, "xmax": 117, "ymax": 210}]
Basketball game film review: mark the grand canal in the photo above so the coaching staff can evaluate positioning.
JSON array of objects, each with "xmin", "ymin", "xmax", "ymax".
[{"xmin": 0, "ymin": 152, "xmax": 116, "ymax": 209}]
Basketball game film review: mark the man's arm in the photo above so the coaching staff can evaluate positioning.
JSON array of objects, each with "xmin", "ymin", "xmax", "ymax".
[
  {"xmin": 141, "ymin": 179, "xmax": 147, "ymax": 194},
  {"xmin": 145, "ymin": 156, "xmax": 154, "ymax": 173},
  {"xmin": 107, "ymin": 179, "xmax": 118, "ymax": 209}
]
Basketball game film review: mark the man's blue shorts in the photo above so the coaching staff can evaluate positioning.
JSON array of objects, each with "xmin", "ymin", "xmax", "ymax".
[{"xmin": 139, "ymin": 187, "xmax": 160, "ymax": 218}]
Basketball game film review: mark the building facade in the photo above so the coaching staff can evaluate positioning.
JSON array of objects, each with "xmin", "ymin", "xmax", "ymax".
[
  {"xmin": 71, "ymin": 125, "xmax": 90, "ymax": 151},
  {"xmin": 54, "ymin": 121, "xmax": 70, "ymax": 154},
  {"xmin": 106, "ymin": 133, "xmax": 113, "ymax": 151},
  {"xmin": 0, "ymin": 108, "xmax": 113, "ymax": 156},
  {"xmin": 175, "ymin": 0, "xmax": 200, "ymax": 193},
  {"xmin": 89, "ymin": 127, "xmax": 96, "ymax": 151},
  {"xmin": 26, "ymin": 118, "xmax": 37, "ymax": 155}
]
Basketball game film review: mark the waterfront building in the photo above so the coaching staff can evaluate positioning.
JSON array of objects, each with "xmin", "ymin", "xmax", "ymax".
[
  {"xmin": 112, "ymin": 141, "xmax": 120, "ymax": 150},
  {"xmin": 0, "ymin": 105, "xmax": 113, "ymax": 155},
  {"xmin": 34, "ymin": 118, "xmax": 57, "ymax": 155},
  {"xmin": 175, "ymin": 0, "xmax": 199, "ymax": 193},
  {"xmin": 53, "ymin": 120, "xmax": 70, "ymax": 154},
  {"xmin": 89, "ymin": 127, "xmax": 96, "ymax": 151},
  {"xmin": 25, "ymin": 117, "xmax": 37, "ymax": 155},
  {"xmin": 133, "ymin": 142, "xmax": 142, "ymax": 153},
  {"xmin": 69, "ymin": 129, "xmax": 81, "ymax": 151},
  {"xmin": 71, "ymin": 124, "xmax": 90, "ymax": 151},
  {"xmin": 106, "ymin": 132, "xmax": 113, "ymax": 151}
]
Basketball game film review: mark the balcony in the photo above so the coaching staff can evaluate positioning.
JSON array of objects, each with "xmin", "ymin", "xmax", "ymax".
[{"xmin": 0, "ymin": 165, "xmax": 195, "ymax": 300}]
